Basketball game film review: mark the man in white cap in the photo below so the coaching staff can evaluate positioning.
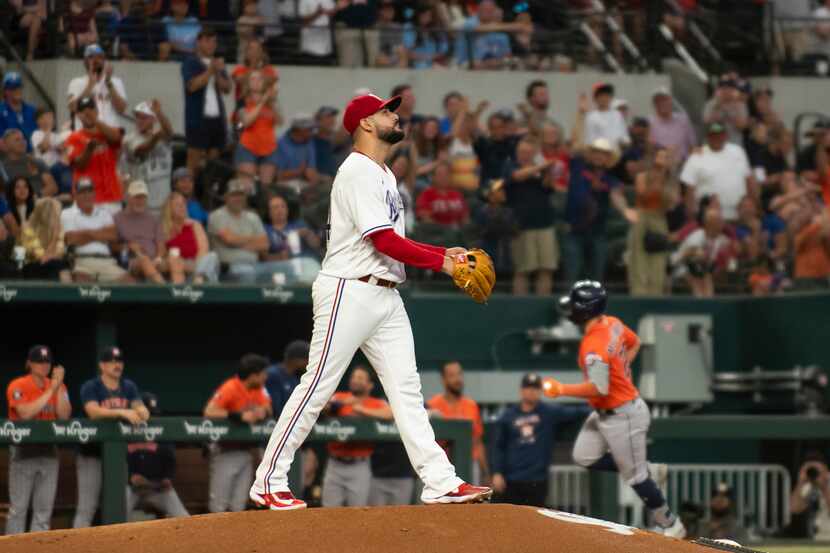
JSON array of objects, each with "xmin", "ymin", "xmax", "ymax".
[
  {"xmin": 114, "ymin": 180, "xmax": 171, "ymax": 283},
  {"xmin": 124, "ymin": 100, "xmax": 174, "ymax": 216},
  {"xmin": 67, "ymin": 44, "xmax": 128, "ymax": 128}
]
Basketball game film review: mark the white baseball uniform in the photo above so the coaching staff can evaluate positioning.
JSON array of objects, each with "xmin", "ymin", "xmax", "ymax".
[{"xmin": 251, "ymin": 152, "xmax": 463, "ymax": 502}]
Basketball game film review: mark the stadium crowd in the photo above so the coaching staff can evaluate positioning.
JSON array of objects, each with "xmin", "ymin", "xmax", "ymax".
[{"xmin": 0, "ymin": 1, "xmax": 828, "ymax": 297}]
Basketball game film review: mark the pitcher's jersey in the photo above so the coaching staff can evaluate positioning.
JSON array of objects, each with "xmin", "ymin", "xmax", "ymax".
[
  {"xmin": 578, "ymin": 315, "xmax": 640, "ymax": 410},
  {"xmin": 320, "ymin": 151, "xmax": 407, "ymax": 283}
]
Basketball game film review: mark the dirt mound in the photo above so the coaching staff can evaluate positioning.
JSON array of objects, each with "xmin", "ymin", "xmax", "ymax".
[{"xmin": 0, "ymin": 504, "xmax": 727, "ymax": 553}]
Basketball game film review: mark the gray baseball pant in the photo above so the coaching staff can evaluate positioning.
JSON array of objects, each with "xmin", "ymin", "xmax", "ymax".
[
  {"xmin": 369, "ymin": 477, "xmax": 415, "ymax": 506},
  {"xmin": 572, "ymin": 398, "xmax": 651, "ymax": 485},
  {"xmin": 209, "ymin": 450, "xmax": 253, "ymax": 513},
  {"xmin": 73, "ymin": 454, "xmax": 102, "ymax": 528},
  {"xmin": 322, "ymin": 457, "xmax": 372, "ymax": 507},
  {"xmin": 5, "ymin": 447, "xmax": 59, "ymax": 534},
  {"xmin": 126, "ymin": 486, "xmax": 190, "ymax": 519}
]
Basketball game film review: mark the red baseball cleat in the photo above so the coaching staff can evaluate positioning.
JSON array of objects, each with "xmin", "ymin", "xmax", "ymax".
[
  {"xmin": 423, "ymin": 483, "xmax": 494, "ymax": 504},
  {"xmin": 250, "ymin": 490, "xmax": 307, "ymax": 511}
]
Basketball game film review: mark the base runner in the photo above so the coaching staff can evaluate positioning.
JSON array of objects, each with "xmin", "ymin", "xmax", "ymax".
[
  {"xmin": 543, "ymin": 280, "xmax": 686, "ymax": 538},
  {"xmin": 249, "ymin": 93, "xmax": 495, "ymax": 510}
]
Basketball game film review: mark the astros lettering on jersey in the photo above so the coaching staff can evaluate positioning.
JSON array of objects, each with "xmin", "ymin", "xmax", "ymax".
[{"xmin": 578, "ymin": 315, "xmax": 639, "ymax": 410}]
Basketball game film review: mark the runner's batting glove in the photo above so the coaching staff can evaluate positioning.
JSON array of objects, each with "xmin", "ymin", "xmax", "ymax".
[
  {"xmin": 542, "ymin": 377, "xmax": 563, "ymax": 398},
  {"xmin": 451, "ymin": 248, "xmax": 496, "ymax": 304}
]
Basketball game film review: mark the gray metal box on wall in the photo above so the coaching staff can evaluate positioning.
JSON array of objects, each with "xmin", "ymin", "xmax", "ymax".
[{"xmin": 637, "ymin": 315, "xmax": 714, "ymax": 404}]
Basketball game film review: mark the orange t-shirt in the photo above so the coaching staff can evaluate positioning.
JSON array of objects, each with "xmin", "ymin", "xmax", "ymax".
[
  {"xmin": 210, "ymin": 376, "xmax": 271, "ymax": 413},
  {"xmin": 578, "ymin": 316, "xmax": 640, "ymax": 410},
  {"xmin": 239, "ymin": 99, "xmax": 277, "ymax": 157},
  {"xmin": 327, "ymin": 391, "xmax": 388, "ymax": 459},
  {"xmin": 794, "ymin": 222, "xmax": 830, "ymax": 279},
  {"xmin": 66, "ymin": 128, "xmax": 123, "ymax": 204},
  {"xmin": 427, "ymin": 394, "xmax": 484, "ymax": 461},
  {"xmin": 7, "ymin": 374, "xmax": 67, "ymax": 421}
]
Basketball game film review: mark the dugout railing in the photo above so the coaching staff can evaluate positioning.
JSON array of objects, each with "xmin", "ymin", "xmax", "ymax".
[{"xmin": 0, "ymin": 417, "xmax": 472, "ymax": 525}]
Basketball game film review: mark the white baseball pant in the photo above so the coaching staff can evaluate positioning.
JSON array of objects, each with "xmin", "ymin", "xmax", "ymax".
[{"xmin": 252, "ymin": 274, "xmax": 463, "ymax": 502}]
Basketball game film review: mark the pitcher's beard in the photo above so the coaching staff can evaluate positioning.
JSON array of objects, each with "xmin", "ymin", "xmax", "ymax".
[{"xmin": 379, "ymin": 127, "xmax": 406, "ymax": 144}]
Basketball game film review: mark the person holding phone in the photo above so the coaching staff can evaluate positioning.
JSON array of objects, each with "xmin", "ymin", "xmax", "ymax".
[
  {"xmin": 67, "ymin": 44, "xmax": 128, "ymax": 129},
  {"xmin": 5, "ymin": 345, "xmax": 71, "ymax": 535}
]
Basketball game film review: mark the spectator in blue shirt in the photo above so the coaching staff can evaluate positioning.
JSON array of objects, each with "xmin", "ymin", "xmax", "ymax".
[
  {"xmin": 265, "ymin": 340, "xmax": 310, "ymax": 418},
  {"xmin": 438, "ymin": 91, "xmax": 463, "ymax": 137},
  {"xmin": 262, "ymin": 193, "xmax": 322, "ymax": 283},
  {"xmin": 172, "ymin": 167, "xmax": 208, "ymax": 226},
  {"xmin": 159, "ymin": 0, "xmax": 202, "ymax": 61},
  {"xmin": 276, "ymin": 115, "xmax": 320, "ymax": 190},
  {"xmin": 117, "ymin": 2, "xmax": 165, "ymax": 60},
  {"xmin": 313, "ymin": 106, "xmax": 341, "ymax": 181},
  {"xmin": 453, "ymin": 0, "xmax": 514, "ymax": 69},
  {"xmin": 181, "ymin": 27, "xmax": 231, "ymax": 182},
  {"xmin": 401, "ymin": 5, "xmax": 449, "ymax": 69},
  {"xmin": 0, "ymin": 73, "xmax": 38, "ymax": 152},
  {"xmin": 74, "ymin": 346, "xmax": 150, "ymax": 528},
  {"xmin": 563, "ymin": 137, "xmax": 638, "ymax": 286},
  {"xmin": 491, "ymin": 373, "xmax": 590, "ymax": 507}
]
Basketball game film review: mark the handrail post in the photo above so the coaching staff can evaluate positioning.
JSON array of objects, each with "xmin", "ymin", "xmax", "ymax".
[{"xmin": 101, "ymin": 435, "xmax": 128, "ymax": 524}]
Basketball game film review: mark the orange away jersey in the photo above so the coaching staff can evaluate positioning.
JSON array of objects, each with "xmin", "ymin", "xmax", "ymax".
[
  {"xmin": 427, "ymin": 394, "xmax": 484, "ymax": 461},
  {"xmin": 211, "ymin": 377, "xmax": 271, "ymax": 413},
  {"xmin": 7, "ymin": 375, "xmax": 67, "ymax": 421},
  {"xmin": 578, "ymin": 316, "xmax": 639, "ymax": 410},
  {"xmin": 327, "ymin": 391, "xmax": 388, "ymax": 459}
]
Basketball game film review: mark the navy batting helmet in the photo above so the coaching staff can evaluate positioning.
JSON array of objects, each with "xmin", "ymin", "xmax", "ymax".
[{"xmin": 559, "ymin": 280, "xmax": 607, "ymax": 324}]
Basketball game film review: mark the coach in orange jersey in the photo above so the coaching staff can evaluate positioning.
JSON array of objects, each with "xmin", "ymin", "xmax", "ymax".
[
  {"xmin": 543, "ymin": 280, "xmax": 686, "ymax": 538},
  {"xmin": 427, "ymin": 361, "xmax": 489, "ymax": 485},
  {"xmin": 5, "ymin": 345, "xmax": 71, "ymax": 535}
]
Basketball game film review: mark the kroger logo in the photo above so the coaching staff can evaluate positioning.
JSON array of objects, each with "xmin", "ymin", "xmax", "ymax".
[
  {"xmin": 119, "ymin": 422, "xmax": 165, "ymax": 441},
  {"xmin": 374, "ymin": 422, "xmax": 399, "ymax": 436},
  {"xmin": 261, "ymin": 287, "xmax": 294, "ymax": 303},
  {"xmin": 170, "ymin": 286, "xmax": 204, "ymax": 303},
  {"xmin": 0, "ymin": 421, "xmax": 32, "ymax": 444},
  {"xmin": 314, "ymin": 420, "xmax": 356, "ymax": 442},
  {"xmin": 52, "ymin": 421, "xmax": 98, "ymax": 444},
  {"xmin": 78, "ymin": 286, "xmax": 112, "ymax": 303},
  {"xmin": 250, "ymin": 420, "xmax": 277, "ymax": 437},
  {"xmin": 183, "ymin": 420, "xmax": 229, "ymax": 442},
  {"xmin": 0, "ymin": 285, "xmax": 18, "ymax": 302}
]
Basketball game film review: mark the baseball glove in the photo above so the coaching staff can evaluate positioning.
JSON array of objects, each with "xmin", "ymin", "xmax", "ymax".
[{"xmin": 451, "ymin": 248, "xmax": 496, "ymax": 303}]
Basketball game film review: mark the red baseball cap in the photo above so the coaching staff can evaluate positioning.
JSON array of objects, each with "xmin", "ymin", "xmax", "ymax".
[{"xmin": 342, "ymin": 94, "xmax": 402, "ymax": 135}]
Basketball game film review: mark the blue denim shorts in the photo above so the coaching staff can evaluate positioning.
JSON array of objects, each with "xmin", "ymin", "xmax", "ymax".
[{"xmin": 235, "ymin": 143, "xmax": 279, "ymax": 166}]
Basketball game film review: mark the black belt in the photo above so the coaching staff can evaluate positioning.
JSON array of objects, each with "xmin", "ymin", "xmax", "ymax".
[
  {"xmin": 597, "ymin": 398, "xmax": 639, "ymax": 417},
  {"xmin": 358, "ymin": 275, "xmax": 397, "ymax": 288},
  {"xmin": 331, "ymin": 456, "xmax": 368, "ymax": 465}
]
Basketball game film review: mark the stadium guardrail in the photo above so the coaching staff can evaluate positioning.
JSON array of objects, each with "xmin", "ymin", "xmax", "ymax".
[{"xmin": 0, "ymin": 417, "xmax": 472, "ymax": 525}]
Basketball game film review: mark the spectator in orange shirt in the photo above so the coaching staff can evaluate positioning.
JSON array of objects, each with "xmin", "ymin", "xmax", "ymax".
[
  {"xmin": 322, "ymin": 365, "xmax": 393, "ymax": 507},
  {"xmin": 427, "ymin": 361, "xmax": 488, "ymax": 485},
  {"xmin": 204, "ymin": 354, "xmax": 272, "ymax": 513},
  {"xmin": 235, "ymin": 69, "xmax": 281, "ymax": 189},
  {"xmin": 5, "ymin": 345, "xmax": 71, "ymax": 535},
  {"xmin": 794, "ymin": 210, "xmax": 830, "ymax": 290},
  {"xmin": 231, "ymin": 39, "xmax": 278, "ymax": 110},
  {"xmin": 65, "ymin": 96, "xmax": 124, "ymax": 214}
]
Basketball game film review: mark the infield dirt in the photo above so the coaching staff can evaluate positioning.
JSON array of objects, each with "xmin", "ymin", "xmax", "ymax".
[{"xmin": 0, "ymin": 504, "xmax": 735, "ymax": 553}]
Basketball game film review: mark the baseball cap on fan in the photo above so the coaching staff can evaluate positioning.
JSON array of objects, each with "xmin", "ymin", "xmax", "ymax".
[
  {"xmin": 342, "ymin": 94, "xmax": 402, "ymax": 135},
  {"xmin": 521, "ymin": 373, "xmax": 543, "ymax": 389}
]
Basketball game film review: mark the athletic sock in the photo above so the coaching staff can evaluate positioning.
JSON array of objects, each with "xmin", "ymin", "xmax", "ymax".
[
  {"xmin": 631, "ymin": 478, "xmax": 667, "ymax": 510},
  {"xmin": 587, "ymin": 453, "xmax": 618, "ymax": 473}
]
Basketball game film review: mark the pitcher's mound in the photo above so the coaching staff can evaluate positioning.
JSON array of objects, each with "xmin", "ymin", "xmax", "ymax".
[{"xmin": 1, "ymin": 504, "xmax": 724, "ymax": 553}]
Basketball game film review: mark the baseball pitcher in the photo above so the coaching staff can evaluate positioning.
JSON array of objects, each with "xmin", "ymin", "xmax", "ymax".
[
  {"xmin": 543, "ymin": 280, "xmax": 686, "ymax": 538},
  {"xmin": 250, "ymin": 93, "xmax": 495, "ymax": 510}
]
